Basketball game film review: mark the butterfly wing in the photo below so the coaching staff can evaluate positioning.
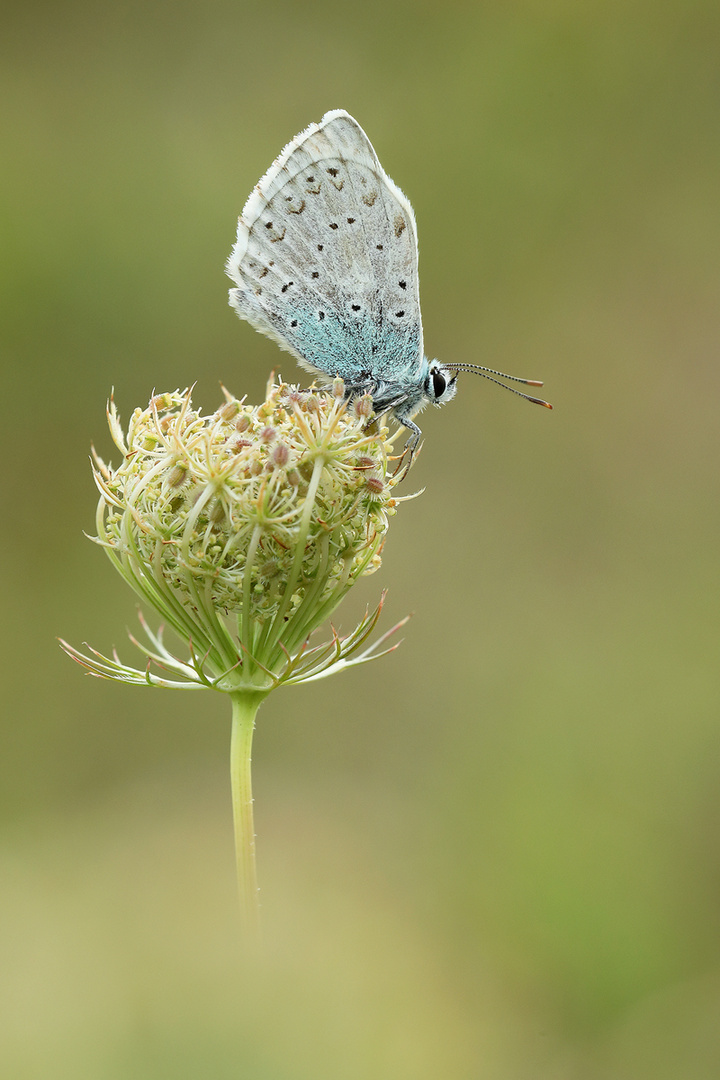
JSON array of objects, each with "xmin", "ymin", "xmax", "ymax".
[{"xmin": 226, "ymin": 110, "xmax": 424, "ymax": 389}]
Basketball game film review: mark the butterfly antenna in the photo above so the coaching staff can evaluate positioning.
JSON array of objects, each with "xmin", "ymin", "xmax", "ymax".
[{"xmin": 448, "ymin": 364, "xmax": 553, "ymax": 409}]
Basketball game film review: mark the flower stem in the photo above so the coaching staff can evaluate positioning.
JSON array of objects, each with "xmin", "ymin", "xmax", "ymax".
[{"xmin": 229, "ymin": 690, "xmax": 267, "ymax": 944}]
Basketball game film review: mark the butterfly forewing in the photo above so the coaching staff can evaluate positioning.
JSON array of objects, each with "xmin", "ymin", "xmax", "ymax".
[{"xmin": 226, "ymin": 110, "xmax": 424, "ymax": 387}]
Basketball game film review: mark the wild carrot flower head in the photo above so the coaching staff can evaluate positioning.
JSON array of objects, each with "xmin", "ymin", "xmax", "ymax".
[{"xmin": 61, "ymin": 377, "xmax": 408, "ymax": 694}]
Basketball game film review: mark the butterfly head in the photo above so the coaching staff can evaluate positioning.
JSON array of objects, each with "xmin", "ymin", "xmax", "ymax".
[{"xmin": 425, "ymin": 360, "xmax": 458, "ymax": 409}]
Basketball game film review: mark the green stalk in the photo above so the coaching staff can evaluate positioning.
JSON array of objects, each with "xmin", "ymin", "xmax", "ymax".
[{"xmin": 229, "ymin": 690, "xmax": 268, "ymax": 945}]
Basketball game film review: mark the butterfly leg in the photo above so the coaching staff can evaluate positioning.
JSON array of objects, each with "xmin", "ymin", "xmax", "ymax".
[{"xmin": 390, "ymin": 418, "xmax": 422, "ymax": 481}]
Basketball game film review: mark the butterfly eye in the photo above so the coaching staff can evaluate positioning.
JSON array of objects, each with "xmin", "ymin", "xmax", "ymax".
[{"xmin": 431, "ymin": 368, "xmax": 446, "ymax": 400}]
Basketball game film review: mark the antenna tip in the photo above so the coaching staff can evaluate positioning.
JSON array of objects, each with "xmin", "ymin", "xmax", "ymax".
[
  {"xmin": 525, "ymin": 380, "xmax": 544, "ymax": 387},
  {"xmin": 528, "ymin": 396, "xmax": 553, "ymax": 409}
]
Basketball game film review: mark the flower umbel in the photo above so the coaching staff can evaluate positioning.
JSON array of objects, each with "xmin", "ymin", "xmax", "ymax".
[
  {"xmin": 60, "ymin": 378, "xmax": 410, "ymax": 938},
  {"xmin": 63, "ymin": 378, "xmax": 406, "ymax": 691}
]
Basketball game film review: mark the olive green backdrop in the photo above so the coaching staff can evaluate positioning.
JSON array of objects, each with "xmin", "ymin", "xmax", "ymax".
[{"xmin": 2, "ymin": 1, "xmax": 720, "ymax": 1076}]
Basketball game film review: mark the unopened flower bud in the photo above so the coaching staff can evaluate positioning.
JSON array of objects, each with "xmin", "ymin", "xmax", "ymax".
[
  {"xmin": 354, "ymin": 394, "xmax": 374, "ymax": 420},
  {"xmin": 271, "ymin": 442, "xmax": 290, "ymax": 468},
  {"xmin": 217, "ymin": 400, "xmax": 240, "ymax": 422},
  {"xmin": 166, "ymin": 461, "xmax": 189, "ymax": 489},
  {"xmin": 260, "ymin": 425, "xmax": 276, "ymax": 443},
  {"xmin": 365, "ymin": 475, "xmax": 384, "ymax": 496}
]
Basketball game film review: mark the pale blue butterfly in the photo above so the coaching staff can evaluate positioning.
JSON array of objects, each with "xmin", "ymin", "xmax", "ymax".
[{"xmin": 226, "ymin": 109, "xmax": 550, "ymax": 463}]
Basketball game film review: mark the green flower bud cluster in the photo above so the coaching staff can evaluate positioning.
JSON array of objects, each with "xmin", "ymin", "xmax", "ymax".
[{"xmin": 77, "ymin": 378, "xmax": 406, "ymax": 693}]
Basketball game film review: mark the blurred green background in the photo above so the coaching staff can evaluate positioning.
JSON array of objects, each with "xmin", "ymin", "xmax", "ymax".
[{"xmin": 3, "ymin": 0, "xmax": 720, "ymax": 1075}]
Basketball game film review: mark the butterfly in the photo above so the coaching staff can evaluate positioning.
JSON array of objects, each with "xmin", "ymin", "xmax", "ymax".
[{"xmin": 226, "ymin": 109, "xmax": 550, "ymax": 465}]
